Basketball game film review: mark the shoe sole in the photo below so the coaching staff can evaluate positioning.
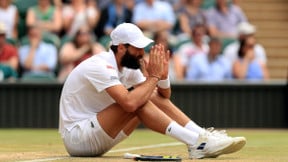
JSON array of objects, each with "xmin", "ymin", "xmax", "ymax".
[
  {"xmin": 208, "ymin": 137, "xmax": 246, "ymax": 158},
  {"xmin": 225, "ymin": 137, "xmax": 246, "ymax": 154},
  {"xmin": 190, "ymin": 139, "xmax": 235, "ymax": 159}
]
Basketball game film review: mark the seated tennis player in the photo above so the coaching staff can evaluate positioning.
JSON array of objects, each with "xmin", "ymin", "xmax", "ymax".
[{"xmin": 59, "ymin": 23, "xmax": 246, "ymax": 159}]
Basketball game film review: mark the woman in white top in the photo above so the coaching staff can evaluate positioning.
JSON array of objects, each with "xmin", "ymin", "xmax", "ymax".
[{"xmin": 0, "ymin": 0, "xmax": 18, "ymax": 39}]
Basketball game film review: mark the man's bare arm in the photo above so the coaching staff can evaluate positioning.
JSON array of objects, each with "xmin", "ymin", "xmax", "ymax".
[
  {"xmin": 106, "ymin": 77, "xmax": 159, "ymax": 112},
  {"xmin": 106, "ymin": 45, "xmax": 165, "ymax": 112}
]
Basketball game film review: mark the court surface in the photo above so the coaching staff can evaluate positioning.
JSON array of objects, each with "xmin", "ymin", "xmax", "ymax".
[{"xmin": 0, "ymin": 129, "xmax": 287, "ymax": 162}]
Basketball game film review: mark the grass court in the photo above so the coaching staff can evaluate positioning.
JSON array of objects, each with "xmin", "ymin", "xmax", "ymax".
[{"xmin": 0, "ymin": 129, "xmax": 288, "ymax": 162}]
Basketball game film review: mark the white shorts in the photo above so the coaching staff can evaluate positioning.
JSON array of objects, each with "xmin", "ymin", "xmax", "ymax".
[{"xmin": 62, "ymin": 116, "xmax": 127, "ymax": 156}]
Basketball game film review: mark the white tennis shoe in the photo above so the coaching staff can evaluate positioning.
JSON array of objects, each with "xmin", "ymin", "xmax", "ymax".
[
  {"xmin": 188, "ymin": 131, "xmax": 235, "ymax": 159},
  {"xmin": 206, "ymin": 127, "xmax": 246, "ymax": 156}
]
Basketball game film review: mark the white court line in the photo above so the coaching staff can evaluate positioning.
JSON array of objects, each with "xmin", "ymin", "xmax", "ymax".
[
  {"xmin": 17, "ymin": 157, "xmax": 69, "ymax": 162},
  {"xmin": 17, "ymin": 142, "xmax": 182, "ymax": 162},
  {"xmin": 108, "ymin": 142, "xmax": 182, "ymax": 153}
]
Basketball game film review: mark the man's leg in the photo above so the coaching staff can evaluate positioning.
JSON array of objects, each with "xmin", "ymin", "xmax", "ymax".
[
  {"xmin": 97, "ymin": 101, "xmax": 199, "ymax": 146},
  {"xmin": 150, "ymin": 92, "xmax": 246, "ymax": 158},
  {"xmin": 122, "ymin": 117, "xmax": 140, "ymax": 136},
  {"xmin": 150, "ymin": 92, "xmax": 205, "ymax": 134},
  {"xmin": 97, "ymin": 100, "xmax": 236, "ymax": 159},
  {"xmin": 97, "ymin": 103, "xmax": 138, "ymax": 138}
]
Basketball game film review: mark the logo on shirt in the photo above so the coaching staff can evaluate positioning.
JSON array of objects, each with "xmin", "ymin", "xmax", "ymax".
[
  {"xmin": 106, "ymin": 65, "xmax": 115, "ymax": 70},
  {"xmin": 110, "ymin": 76, "xmax": 118, "ymax": 80}
]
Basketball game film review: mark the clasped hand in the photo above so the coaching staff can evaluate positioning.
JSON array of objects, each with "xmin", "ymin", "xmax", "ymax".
[{"xmin": 141, "ymin": 44, "xmax": 170, "ymax": 80}]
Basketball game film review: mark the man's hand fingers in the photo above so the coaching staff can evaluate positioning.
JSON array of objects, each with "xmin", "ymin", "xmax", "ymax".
[{"xmin": 140, "ymin": 59, "xmax": 149, "ymax": 77}]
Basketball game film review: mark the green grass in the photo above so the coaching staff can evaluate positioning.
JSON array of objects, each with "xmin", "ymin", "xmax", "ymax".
[{"xmin": 0, "ymin": 129, "xmax": 288, "ymax": 162}]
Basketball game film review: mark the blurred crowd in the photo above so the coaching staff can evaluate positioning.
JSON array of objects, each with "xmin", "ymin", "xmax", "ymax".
[{"xmin": 0, "ymin": 0, "xmax": 269, "ymax": 82}]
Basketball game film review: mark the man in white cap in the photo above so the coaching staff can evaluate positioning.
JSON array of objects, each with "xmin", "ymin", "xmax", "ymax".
[
  {"xmin": 59, "ymin": 23, "xmax": 246, "ymax": 159},
  {"xmin": 223, "ymin": 22, "xmax": 267, "ymax": 64}
]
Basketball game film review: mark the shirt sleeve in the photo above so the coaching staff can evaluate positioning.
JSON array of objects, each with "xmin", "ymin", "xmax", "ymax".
[
  {"xmin": 186, "ymin": 56, "xmax": 199, "ymax": 80},
  {"xmin": 176, "ymin": 44, "xmax": 189, "ymax": 66},
  {"xmin": 255, "ymin": 44, "xmax": 267, "ymax": 64},
  {"xmin": 46, "ymin": 44, "xmax": 58, "ymax": 70},
  {"xmin": 234, "ymin": 5, "xmax": 247, "ymax": 23},
  {"xmin": 223, "ymin": 43, "xmax": 238, "ymax": 63},
  {"xmin": 204, "ymin": 9, "xmax": 216, "ymax": 28},
  {"xmin": 162, "ymin": 2, "xmax": 176, "ymax": 25},
  {"xmin": 132, "ymin": 4, "xmax": 143, "ymax": 23},
  {"xmin": 18, "ymin": 46, "xmax": 29, "ymax": 66},
  {"xmin": 221, "ymin": 57, "xmax": 233, "ymax": 79},
  {"xmin": 84, "ymin": 62, "xmax": 122, "ymax": 92}
]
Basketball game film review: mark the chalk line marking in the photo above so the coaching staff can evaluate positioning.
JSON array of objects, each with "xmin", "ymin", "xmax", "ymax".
[
  {"xmin": 108, "ymin": 142, "xmax": 182, "ymax": 153},
  {"xmin": 16, "ymin": 157, "xmax": 68, "ymax": 162},
  {"xmin": 17, "ymin": 142, "xmax": 183, "ymax": 162}
]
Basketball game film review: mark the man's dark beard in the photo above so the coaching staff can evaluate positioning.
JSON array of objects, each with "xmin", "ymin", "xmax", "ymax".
[{"xmin": 120, "ymin": 50, "xmax": 141, "ymax": 69}]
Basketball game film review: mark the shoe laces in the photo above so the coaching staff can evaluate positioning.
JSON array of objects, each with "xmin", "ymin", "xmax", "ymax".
[{"xmin": 205, "ymin": 127, "xmax": 228, "ymax": 138}]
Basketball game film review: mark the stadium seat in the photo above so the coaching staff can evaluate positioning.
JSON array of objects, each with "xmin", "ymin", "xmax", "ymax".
[
  {"xmin": 0, "ymin": 64, "xmax": 18, "ymax": 79},
  {"xmin": 17, "ymin": 17, "xmax": 27, "ymax": 40},
  {"xmin": 21, "ymin": 73, "xmax": 57, "ymax": 82},
  {"xmin": 12, "ymin": 0, "xmax": 38, "ymax": 18},
  {"xmin": 98, "ymin": 35, "xmax": 112, "ymax": 50},
  {"xmin": 201, "ymin": 0, "xmax": 215, "ymax": 10},
  {"xmin": 12, "ymin": 0, "xmax": 38, "ymax": 39},
  {"xmin": 60, "ymin": 35, "xmax": 73, "ymax": 48},
  {"xmin": 6, "ymin": 38, "xmax": 18, "ymax": 46},
  {"xmin": 221, "ymin": 38, "xmax": 237, "ymax": 52}
]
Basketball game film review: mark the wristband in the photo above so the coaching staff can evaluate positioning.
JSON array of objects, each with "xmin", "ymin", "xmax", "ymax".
[{"xmin": 157, "ymin": 77, "xmax": 170, "ymax": 89}]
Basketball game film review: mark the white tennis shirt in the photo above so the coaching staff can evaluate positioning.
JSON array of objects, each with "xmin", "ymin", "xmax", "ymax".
[{"xmin": 59, "ymin": 50, "xmax": 146, "ymax": 136}]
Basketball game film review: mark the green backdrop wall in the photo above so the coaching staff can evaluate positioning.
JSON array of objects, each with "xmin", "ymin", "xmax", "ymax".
[{"xmin": 0, "ymin": 81, "xmax": 287, "ymax": 128}]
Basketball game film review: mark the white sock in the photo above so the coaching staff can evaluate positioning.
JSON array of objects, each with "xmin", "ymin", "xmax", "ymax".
[
  {"xmin": 165, "ymin": 121, "xmax": 199, "ymax": 146},
  {"xmin": 184, "ymin": 121, "xmax": 205, "ymax": 134}
]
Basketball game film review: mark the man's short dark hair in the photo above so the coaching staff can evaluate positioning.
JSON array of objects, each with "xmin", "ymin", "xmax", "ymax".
[
  {"xmin": 110, "ymin": 44, "xmax": 130, "ymax": 54},
  {"xmin": 110, "ymin": 45, "xmax": 118, "ymax": 54}
]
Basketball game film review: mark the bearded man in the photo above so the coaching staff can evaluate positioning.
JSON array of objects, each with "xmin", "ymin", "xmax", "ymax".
[{"xmin": 59, "ymin": 23, "xmax": 246, "ymax": 159}]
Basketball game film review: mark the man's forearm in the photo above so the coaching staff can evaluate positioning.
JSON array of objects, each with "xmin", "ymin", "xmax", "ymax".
[{"xmin": 127, "ymin": 77, "xmax": 159, "ymax": 110}]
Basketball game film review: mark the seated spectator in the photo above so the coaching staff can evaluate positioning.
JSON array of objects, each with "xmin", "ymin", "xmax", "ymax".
[
  {"xmin": 232, "ymin": 36, "xmax": 269, "ymax": 80},
  {"xmin": 0, "ymin": 23, "xmax": 18, "ymax": 80},
  {"xmin": 186, "ymin": 37, "xmax": 231, "ymax": 81},
  {"xmin": 132, "ymin": 0, "xmax": 176, "ymax": 34},
  {"xmin": 0, "ymin": 0, "xmax": 18, "ymax": 39},
  {"xmin": 18, "ymin": 26, "xmax": 58, "ymax": 79},
  {"xmin": 103, "ymin": 0, "xmax": 133, "ymax": 35},
  {"xmin": 178, "ymin": 0, "xmax": 206, "ymax": 35},
  {"xmin": 58, "ymin": 25, "xmax": 105, "ymax": 82},
  {"xmin": 173, "ymin": 25, "xmax": 209, "ymax": 80},
  {"xmin": 205, "ymin": 0, "xmax": 247, "ymax": 39},
  {"xmin": 223, "ymin": 22, "xmax": 267, "ymax": 64},
  {"xmin": 62, "ymin": 0, "xmax": 100, "ymax": 37},
  {"xmin": 26, "ymin": 0, "xmax": 62, "ymax": 34}
]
